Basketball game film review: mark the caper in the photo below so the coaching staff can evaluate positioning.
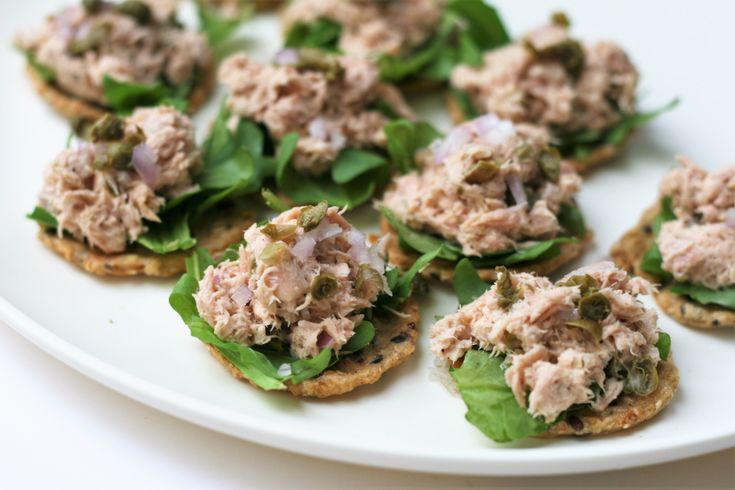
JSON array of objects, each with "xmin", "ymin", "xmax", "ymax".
[
  {"xmin": 67, "ymin": 22, "xmax": 110, "ymax": 56},
  {"xmin": 297, "ymin": 201, "xmax": 328, "ymax": 231},
  {"xmin": 259, "ymin": 242, "xmax": 290, "ymax": 265},
  {"xmin": 90, "ymin": 114, "xmax": 125, "ymax": 142},
  {"xmin": 94, "ymin": 141, "xmax": 135, "ymax": 170},
  {"xmin": 538, "ymin": 146, "xmax": 561, "ymax": 182},
  {"xmin": 355, "ymin": 264, "xmax": 383, "ymax": 298},
  {"xmin": 566, "ymin": 318, "xmax": 602, "ymax": 342},
  {"xmin": 558, "ymin": 274, "xmax": 598, "ymax": 295},
  {"xmin": 551, "ymin": 11, "xmax": 571, "ymax": 28},
  {"xmin": 261, "ymin": 223, "xmax": 297, "ymax": 241},
  {"xmin": 464, "ymin": 159, "xmax": 500, "ymax": 184},
  {"xmin": 116, "ymin": 0, "xmax": 152, "ymax": 25},
  {"xmin": 514, "ymin": 143, "xmax": 536, "ymax": 159},
  {"xmin": 623, "ymin": 358, "xmax": 659, "ymax": 396},
  {"xmin": 311, "ymin": 273, "xmax": 340, "ymax": 300},
  {"xmin": 579, "ymin": 292, "xmax": 611, "ymax": 321},
  {"xmin": 82, "ymin": 0, "xmax": 103, "ymax": 14},
  {"xmin": 295, "ymin": 48, "xmax": 345, "ymax": 81},
  {"xmin": 533, "ymin": 39, "xmax": 585, "ymax": 78},
  {"xmin": 495, "ymin": 266, "xmax": 518, "ymax": 309}
]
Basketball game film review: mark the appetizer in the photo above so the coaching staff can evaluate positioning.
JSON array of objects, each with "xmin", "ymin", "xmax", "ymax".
[
  {"xmin": 13, "ymin": 0, "xmax": 244, "ymax": 119},
  {"xmin": 448, "ymin": 12, "xmax": 677, "ymax": 171},
  {"xmin": 379, "ymin": 114, "xmax": 590, "ymax": 282},
  {"xmin": 28, "ymin": 107, "xmax": 255, "ymax": 276},
  {"xmin": 281, "ymin": 0, "xmax": 509, "ymax": 91},
  {"xmin": 612, "ymin": 157, "xmax": 735, "ymax": 328},
  {"xmin": 432, "ymin": 260, "xmax": 678, "ymax": 442},
  {"xmin": 212, "ymin": 49, "xmax": 414, "ymax": 207},
  {"xmin": 170, "ymin": 204, "xmax": 439, "ymax": 397}
]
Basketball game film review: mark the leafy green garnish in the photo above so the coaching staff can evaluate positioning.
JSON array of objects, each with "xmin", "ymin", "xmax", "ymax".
[
  {"xmin": 450, "ymin": 89, "xmax": 480, "ymax": 120},
  {"xmin": 27, "ymin": 206, "xmax": 58, "ymax": 229},
  {"xmin": 380, "ymin": 207, "xmax": 462, "ymax": 261},
  {"xmin": 25, "ymin": 51, "xmax": 56, "ymax": 83},
  {"xmin": 261, "ymin": 188, "xmax": 290, "ymax": 212},
  {"xmin": 196, "ymin": 0, "xmax": 251, "ymax": 48},
  {"xmin": 640, "ymin": 197, "xmax": 676, "ymax": 279},
  {"xmin": 102, "ymin": 75, "xmax": 188, "ymax": 114},
  {"xmin": 453, "ymin": 258, "xmax": 491, "ymax": 306},
  {"xmin": 450, "ymin": 350, "xmax": 550, "ymax": 443},
  {"xmin": 378, "ymin": 247, "xmax": 444, "ymax": 311},
  {"xmin": 668, "ymin": 283, "xmax": 735, "ymax": 310},
  {"xmin": 284, "ymin": 18, "xmax": 342, "ymax": 51},
  {"xmin": 656, "ymin": 332, "xmax": 671, "ymax": 361},
  {"xmin": 331, "ymin": 149, "xmax": 388, "ymax": 184},
  {"xmin": 557, "ymin": 98, "xmax": 680, "ymax": 160},
  {"xmin": 136, "ymin": 208, "xmax": 197, "ymax": 254},
  {"xmin": 384, "ymin": 119, "xmax": 442, "ymax": 173}
]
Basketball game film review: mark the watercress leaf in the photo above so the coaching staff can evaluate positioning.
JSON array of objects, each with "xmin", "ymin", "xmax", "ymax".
[
  {"xmin": 557, "ymin": 203, "xmax": 587, "ymax": 237},
  {"xmin": 380, "ymin": 207, "xmax": 461, "ymax": 261},
  {"xmin": 27, "ymin": 206, "xmax": 58, "ymax": 228},
  {"xmin": 261, "ymin": 188, "xmax": 290, "ymax": 212},
  {"xmin": 102, "ymin": 75, "xmax": 184, "ymax": 114},
  {"xmin": 446, "ymin": 0, "xmax": 510, "ymax": 51},
  {"xmin": 453, "ymin": 258, "xmax": 490, "ymax": 306},
  {"xmin": 606, "ymin": 98, "xmax": 681, "ymax": 146},
  {"xmin": 384, "ymin": 119, "xmax": 442, "ymax": 173},
  {"xmin": 391, "ymin": 246, "xmax": 444, "ymax": 305},
  {"xmin": 342, "ymin": 321, "xmax": 375, "ymax": 354},
  {"xmin": 656, "ymin": 331, "xmax": 672, "ymax": 361},
  {"xmin": 456, "ymin": 28, "xmax": 483, "ymax": 65},
  {"xmin": 668, "ymin": 282, "xmax": 735, "ymax": 310},
  {"xmin": 470, "ymin": 238, "xmax": 574, "ymax": 268},
  {"xmin": 136, "ymin": 208, "xmax": 197, "ymax": 254},
  {"xmin": 288, "ymin": 348, "xmax": 333, "ymax": 384},
  {"xmin": 274, "ymin": 132, "xmax": 300, "ymax": 183},
  {"xmin": 450, "ymin": 350, "xmax": 550, "ymax": 443},
  {"xmin": 331, "ymin": 148, "xmax": 388, "ymax": 184},
  {"xmin": 25, "ymin": 51, "xmax": 56, "ymax": 82},
  {"xmin": 196, "ymin": 0, "xmax": 250, "ymax": 47},
  {"xmin": 640, "ymin": 197, "xmax": 677, "ymax": 279},
  {"xmin": 284, "ymin": 18, "xmax": 343, "ymax": 51},
  {"xmin": 199, "ymin": 147, "xmax": 256, "ymax": 189}
]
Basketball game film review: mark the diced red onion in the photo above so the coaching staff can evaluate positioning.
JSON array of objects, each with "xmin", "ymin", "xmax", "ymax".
[
  {"xmin": 368, "ymin": 235, "xmax": 388, "ymax": 273},
  {"xmin": 132, "ymin": 144, "xmax": 159, "ymax": 189},
  {"xmin": 506, "ymin": 174, "xmax": 527, "ymax": 206},
  {"xmin": 432, "ymin": 124, "xmax": 473, "ymax": 164},
  {"xmin": 308, "ymin": 117, "xmax": 328, "ymax": 141},
  {"xmin": 317, "ymin": 332, "xmax": 334, "ymax": 348},
  {"xmin": 329, "ymin": 127, "xmax": 347, "ymax": 151},
  {"xmin": 306, "ymin": 219, "xmax": 342, "ymax": 242},
  {"xmin": 346, "ymin": 227, "xmax": 369, "ymax": 263},
  {"xmin": 291, "ymin": 236, "xmax": 316, "ymax": 261},
  {"xmin": 231, "ymin": 285, "xmax": 253, "ymax": 306},
  {"xmin": 726, "ymin": 208, "xmax": 735, "ymax": 228},
  {"xmin": 274, "ymin": 48, "xmax": 299, "ymax": 66},
  {"xmin": 472, "ymin": 114, "xmax": 515, "ymax": 146}
]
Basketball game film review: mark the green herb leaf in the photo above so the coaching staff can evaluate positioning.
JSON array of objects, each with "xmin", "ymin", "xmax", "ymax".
[
  {"xmin": 446, "ymin": 0, "xmax": 510, "ymax": 50},
  {"xmin": 557, "ymin": 202, "xmax": 587, "ymax": 237},
  {"xmin": 453, "ymin": 258, "xmax": 491, "ymax": 306},
  {"xmin": 27, "ymin": 206, "xmax": 58, "ymax": 228},
  {"xmin": 380, "ymin": 207, "xmax": 462, "ymax": 261},
  {"xmin": 284, "ymin": 18, "xmax": 343, "ymax": 51},
  {"xmin": 342, "ymin": 320, "xmax": 375, "ymax": 354},
  {"xmin": 640, "ymin": 197, "xmax": 676, "ymax": 279},
  {"xmin": 331, "ymin": 149, "xmax": 388, "ymax": 184},
  {"xmin": 261, "ymin": 188, "xmax": 290, "ymax": 212},
  {"xmin": 199, "ymin": 147, "xmax": 256, "ymax": 190},
  {"xmin": 102, "ymin": 75, "xmax": 188, "ymax": 114},
  {"xmin": 196, "ymin": 0, "xmax": 251, "ymax": 47},
  {"xmin": 450, "ymin": 88, "xmax": 480, "ymax": 120},
  {"xmin": 25, "ymin": 51, "xmax": 56, "ymax": 83},
  {"xmin": 668, "ymin": 282, "xmax": 735, "ymax": 310},
  {"xmin": 384, "ymin": 119, "xmax": 442, "ymax": 173},
  {"xmin": 383, "ymin": 246, "xmax": 445, "ymax": 309},
  {"xmin": 450, "ymin": 350, "xmax": 550, "ymax": 443},
  {"xmin": 656, "ymin": 331, "xmax": 671, "ymax": 361},
  {"xmin": 136, "ymin": 208, "xmax": 197, "ymax": 254}
]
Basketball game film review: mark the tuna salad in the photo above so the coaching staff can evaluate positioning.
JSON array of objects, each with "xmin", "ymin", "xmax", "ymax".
[
  {"xmin": 433, "ymin": 261, "xmax": 674, "ymax": 442},
  {"xmin": 282, "ymin": 0, "xmax": 510, "ymax": 85},
  {"xmin": 33, "ymin": 107, "xmax": 200, "ymax": 254},
  {"xmin": 450, "ymin": 13, "xmax": 675, "ymax": 163},
  {"xmin": 15, "ymin": 0, "xmax": 212, "ymax": 112},
  {"xmin": 380, "ymin": 114, "xmax": 587, "ymax": 272},
  {"xmin": 639, "ymin": 157, "xmax": 735, "ymax": 310},
  {"xmin": 170, "ymin": 203, "xmax": 436, "ymax": 394}
]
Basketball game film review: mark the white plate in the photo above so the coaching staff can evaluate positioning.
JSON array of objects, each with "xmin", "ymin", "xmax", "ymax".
[{"xmin": 1, "ymin": 0, "xmax": 734, "ymax": 476}]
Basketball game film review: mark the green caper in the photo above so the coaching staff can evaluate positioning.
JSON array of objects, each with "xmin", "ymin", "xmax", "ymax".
[
  {"xmin": 514, "ymin": 143, "xmax": 536, "ymax": 159},
  {"xmin": 295, "ymin": 48, "xmax": 345, "ymax": 81},
  {"xmin": 495, "ymin": 266, "xmax": 518, "ymax": 309},
  {"xmin": 566, "ymin": 318, "xmax": 602, "ymax": 342},
  {"xmin": 67, "ymin": 22, "xmax": 110, "ymax": 56},
  {"xmin": 311, "ymin": 273, "xmax": 340, "ymax": 300},
  {"xmin": 259, "ymin": 242, "xmax": 290, "ymax": 265},
  {"xmin": 551, "ymin": 11, "xmax": 571, "ymax": 28},
  {"xmin": 94, "ymin": 141, "xmax": 135, "ymax": 170},
  {"xmin": 116, "ymin": 0, "xmax": 152, "ymax": 25},
  {"xmin": 623, "ymin": 358, "xmax": 659, "ymax": 396},
  {"xmin": 355, "ymin": 264, "xmax": 383, "ymax": 298},
  {"xmin": 261, "ymin": 223, "xmax": 297, "ymax": 241},
  {"xmin": 82, "ymin": 0, "xmax": 103, "ymax": 14},
  {"xmin": 558, "ymin": 274, "xmax": 598, "ymax": 295},
  {"xmin": 90, "ymin": 114, "xmax": 125, "ymax": 142},
  {"xmin": 579, "ymin": 292, "xmax": 611, "ymax": 321},
  {"xmin": 533, "ymin": 39, "xmax": 585, "ymax": 78},
  {"xmin": 297, "ymin": 201, "xmax": 328, "ymax": 231},
  {"xmin": 464, "ymin": 159, "xmax": 500, "ymax": 184},
  {"xmin": 538, "ymin": 146, "xmax": 561, "ymax": 182}
]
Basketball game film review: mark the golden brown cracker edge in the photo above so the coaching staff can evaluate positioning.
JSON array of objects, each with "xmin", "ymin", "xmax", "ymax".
[
  {"xmin": 380, "ymin": 216, "xmax": 592, "ymax": 283},
  {"xmin": 611, "ymin": 203, "xmax": 735, "ymax": 328},
  {"xmin": 37, "ymin": 207, "xmax": 253, "ymax": 277},
  {"xmin": 26, "ymin": 60, "xmax": 215, "ymax": 120},
  {"xmin": 206, "ymin": 299, "xmax": 420, "ymax": 398},
  {"xmin": 543, "ymin": 358, "xmax": 679, "ymax": 436},
  {"xmin": 444, "ymin": 90, "xmax": 628, "ymax": 173}
]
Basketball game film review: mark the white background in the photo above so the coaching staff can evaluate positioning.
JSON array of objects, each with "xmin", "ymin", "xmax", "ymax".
[{"xmin": 2, "ymin": 0, "xmax": 735, "ymax": 487}]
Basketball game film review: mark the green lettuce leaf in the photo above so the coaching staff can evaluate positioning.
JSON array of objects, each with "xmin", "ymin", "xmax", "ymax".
[
  {"xmin": 384, "ymin": 119, "xmax": 442, "ymax": 173},
  {"xmin": 27, "ymin": 206, "xmax": 58, "ymax": 228},
  {"xmin": 453, "ymin": 258, "xmax": 491, "ymax": 306},
  {"xmin": 380, "ymin": 207, "xmax": 462, "ymax": 261},
  {"xmin": 102, "ymin": 75, "xmax": 188, "ymax": 114},
  {"xmin": 284, "ymin": 18, "xmax": 342, "ymax": 51},
  {"xmin": 450, "ymin": 349, "xmax": 550, "ymax": 443}
]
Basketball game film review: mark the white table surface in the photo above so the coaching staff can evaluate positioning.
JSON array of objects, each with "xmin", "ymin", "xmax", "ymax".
[{"xmin": 2, "ymin": 323, "xmax": 732, "ymax": 489}]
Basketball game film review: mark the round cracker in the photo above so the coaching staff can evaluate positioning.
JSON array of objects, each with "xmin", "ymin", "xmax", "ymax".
[
  {"xmin": 610, "ymin": 203, "xmax": 735, "ymax": 329},
  {"xmin": 26, "ymin": 60, "xmax": 215, "ymax": 120},
  {"xmin": 254, "ymin": 0, "xmax": 283, "ymax": 10},
  {"xmin": 380, "ymin": 216, "xmax": 592, "ymax": 283},
  {"xmin": 543, "ymin": 358, "xmax": 679, "ymax": 436},
  {"xmin": 206, "ymin": 299, "xmax": 420, "ymax": 398},
  {"xmin": 37, "ymin": 206, "xmax": 253, "ymax": 277},
  {"xmin": 444, "ymin": 90, "xmax": 628, "ymax": 173}
]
